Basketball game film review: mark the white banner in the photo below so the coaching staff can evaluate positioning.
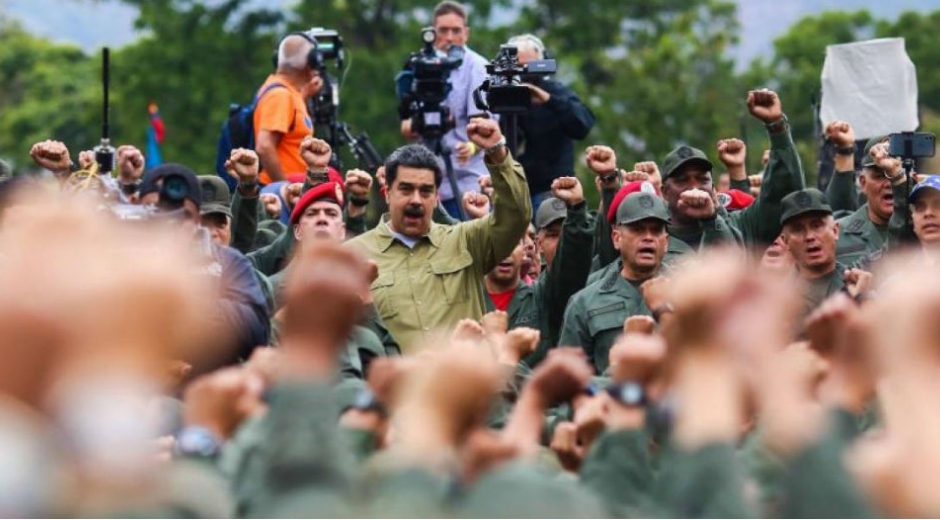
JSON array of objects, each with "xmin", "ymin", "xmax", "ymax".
[{"xmin": 820, "ymin": 38, "xmax": 918, "ymax": 139}]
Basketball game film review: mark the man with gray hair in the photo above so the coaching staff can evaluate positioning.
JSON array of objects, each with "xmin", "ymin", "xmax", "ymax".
[
  {"xmin": 252, "ymin": 33, "xmax": 319, "ymax": 185},
  {"xmin": 505, "ymin": 33, "xmax": 595, "ymax": 211}
]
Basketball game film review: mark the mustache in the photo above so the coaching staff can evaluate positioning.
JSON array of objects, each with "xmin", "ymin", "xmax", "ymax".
[{"xmin": 404, "ymin": 206, "xmax": 426, "ymax": 218}]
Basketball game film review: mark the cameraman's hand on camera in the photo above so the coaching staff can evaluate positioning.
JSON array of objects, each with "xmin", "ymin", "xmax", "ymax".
[
  {"xmin": 455, "ymin": 142, "xmax": 476, "ymax": 165},
  {"xmin": 30, "ymin": 140, "xmax": 72, "ymax": 176},
  {"xmin": 520, "ymin": 83, "xmax": 551, "ymax": 105},
  {"xmin": 747, "ymin": 89, "xmax": 785, "ymax": 127},
  {"xmin": 467, "ymin": 118, "xmax": 507, "ymax": 164},
  {"xmin": 551, "ymin": 177, "xmax": 584, "ymax": 207},
  {"xmin": 300, "ymin": 136, "xmax": 332, "ymax": 172},
  {"xmin": 116, "ymin": 145, "xmax": 145, "ymax": 183},
  {"xmin": 301, "ymin": 71, "xmax": 324, "ymax": 101},
  {"xmin": 462, "ymin": 191, "xmax": 490, "ymax": 220}
]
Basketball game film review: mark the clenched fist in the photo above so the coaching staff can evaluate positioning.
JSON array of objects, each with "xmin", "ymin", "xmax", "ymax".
[
  {"xmin": 78, "ymin": 150, "xmax": 96, "ymax": 170},
  {"xmin": 677, "ymin": 188, "xmax": 716, "ymax": 220},
  {"xmin": 717, "ymin": 139, "xmax": 746, "ymax": 169},
  {"xmin": 585, "ymin": 145, "xmax": 617, "ymax": 176},
  {"xmin": 747, "ymin": 89, "xmax": 784, "ymax": 125},
  {"xmin": 30, "ymin": 140, "xmax": 72, "ymax": 175},
  {"xmin": 869, "ymin": 142, "xmax": 902, "ymax": 179},
  {"xmin": 225, "ymin": 148, "xmax": 260, "ymax": 185},
  {"xmin": 825, "ymin": 121, "xmax": 856, "ymax": 148},
  {"xmin": 467, "ymin": 118, "xmax": 506, "ymax": 163},
  {"xmin": 116, "ymin": 145, "xmax": 145, "ymax": 182},
  {"xmin": 462, "ymin": 191, "xmax": 491, "ymax": 220},
  {"xmin": 299, "ymin": 137, "xmax": 332, "ymax": 171},
  {"xmin": 551, "ymin": 177, "xmax": 584, "ymax": 207},
  {"xmin": 478, "ymin": 175, "xmax": 494, "ymax": 198},
  {"xmin": 345, "ymin": 169, "xmax": 373, "ymax": 199}
]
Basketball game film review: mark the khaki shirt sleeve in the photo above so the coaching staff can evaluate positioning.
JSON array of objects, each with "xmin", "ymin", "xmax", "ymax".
[{"xmin": 460, "ymin": 152, "xmax": 531, "ymax": 274}]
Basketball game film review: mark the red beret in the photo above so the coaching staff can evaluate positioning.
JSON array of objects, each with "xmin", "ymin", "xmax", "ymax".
[
  {"xmin": 719, "ymin": 189, "xmax": 755, "ymax": 211},
  {"xmin": 290, "ymin": 181, "xmax": 346, "ymax": 225},
  {"xmin": 607, "ymin": 181, "xmax": 661, "ymax": 224}
]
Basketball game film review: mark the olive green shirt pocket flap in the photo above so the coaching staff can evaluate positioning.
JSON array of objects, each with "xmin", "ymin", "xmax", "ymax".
[
  {"xmin": 371, "ymin": 273, "xmax": 400, "ymax": 319},
  {"xmin": 429, "ymin": 251, "xmax": 475, "ymax": 304},
  {"xmin": 586, "ymin": 302, "xmax": 629, "ymax": 337}
]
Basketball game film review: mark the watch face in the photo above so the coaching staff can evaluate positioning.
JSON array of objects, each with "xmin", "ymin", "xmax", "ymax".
[{"xmin": 613, "ymin": 382, "xmax": 645, "ymax": 406}]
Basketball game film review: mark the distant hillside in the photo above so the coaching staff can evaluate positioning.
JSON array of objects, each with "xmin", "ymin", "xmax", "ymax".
[{"xmin": 3, "ymin": 0, "xmax": 940, "ymax": 66}]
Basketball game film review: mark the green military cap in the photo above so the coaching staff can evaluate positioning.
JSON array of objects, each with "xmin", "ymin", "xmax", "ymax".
[
  {"xmin": 615, "ymin": 192, "xmax": 671, "ymax": 226},
  {"xmin": 535, "ymin": 197, "xmax": 567, "ymax": 230},
  {"xmin": 861, "ymin": 135, "xmax": 888, "ymax": 168},
  {"xmin": 198, "ymin": 176, "xmax": 233, "ymax": 219},
  {"xmin": 662, "ymin": 145, "xmax": 713, "ymax": 181},
  {"xmin": 780, "ymin": 188, "xmax": 832, "ymax": 226}
]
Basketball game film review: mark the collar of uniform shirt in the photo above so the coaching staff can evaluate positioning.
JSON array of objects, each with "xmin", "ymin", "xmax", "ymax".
[{"xmin": 385, "ymin": 222, "xmax": 420, "ymax": 249}]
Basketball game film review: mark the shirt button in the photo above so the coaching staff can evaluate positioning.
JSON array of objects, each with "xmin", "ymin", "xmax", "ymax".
[{"xmin": 423, "ymin": 326, "xmax": 430, "ymax": 331}]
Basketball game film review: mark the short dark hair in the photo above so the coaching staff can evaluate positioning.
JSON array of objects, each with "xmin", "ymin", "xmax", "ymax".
[
  {"xmin": 433, "ymin": 1, "xmax": 468, "ymax": 24},
  {"xmin": 385, "ymin": 144, "xmax": 443, "ymax": 189}
]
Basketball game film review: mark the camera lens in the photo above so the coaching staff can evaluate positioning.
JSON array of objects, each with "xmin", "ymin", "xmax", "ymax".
[{"xmin": 162, "ymin": 174, "xmax": 189, "ymax": 203}]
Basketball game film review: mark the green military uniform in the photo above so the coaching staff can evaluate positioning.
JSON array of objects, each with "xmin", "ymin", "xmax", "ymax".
[
  {"xmin": 348, "ymin": 152, "xmax": 531, "ymax": 353},
  {"xmin": 484, "ymin": 198, "xmax": 595, "ymax": 367},
  {"xmin": 661, "ymin": 122, "xmax": 804, "ymax": 252},
  {"xmin": 835, "ymin": 204, "xmax": 888, "ymax": 266},
  {"xmin": 559, "ymin": 192, "xmax": 671, "ymax": 374},
  {"xmin": 780, "ymin": 189, "xmax": 847, "ymax": 319}
]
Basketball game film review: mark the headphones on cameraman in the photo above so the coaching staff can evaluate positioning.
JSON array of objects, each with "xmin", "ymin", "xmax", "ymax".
[{"xmin": 271, "ymin": 32, "xmax": 319, "ymax": 70}]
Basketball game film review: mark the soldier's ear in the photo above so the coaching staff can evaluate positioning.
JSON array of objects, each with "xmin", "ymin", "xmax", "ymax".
[
  {"xmin": 832, "ymin": 220, "xmax": 841, "ymax": 239},
  {"xmin": 293, "ymin": 224, "xmax": 303, "ymax": 242},
  {"xmin": 611, "ymin": 227, "xmax": 622, "ymax": 251}
]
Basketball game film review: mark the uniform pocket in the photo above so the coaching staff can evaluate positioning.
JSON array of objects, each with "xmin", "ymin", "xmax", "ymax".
[
  {"xmin": 586, "ymin": 302, "xmax": 629, "ymax": 337},
  {"xmin": 430, "ymin": 251, "xmax": 475, "ymax": 304},
  {"xmin": 370, "ymin": 273, "xmax": 399, "ymax": 319}
]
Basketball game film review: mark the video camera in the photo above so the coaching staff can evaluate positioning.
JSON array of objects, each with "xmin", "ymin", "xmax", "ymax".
[
  {"xmin": 302, "ymin": 28, "xmax": 345, "ymax": 128},
  {"xmin": 108, "ymin": 172, "xmax": 194, "ymax": 222},
  {"xmin": 396, "ymin": 27, "xmax": 464, "ymax": 139},
  {"xmin": 473, "ymin": 44, "xmax": 556, "ymax": 115}
]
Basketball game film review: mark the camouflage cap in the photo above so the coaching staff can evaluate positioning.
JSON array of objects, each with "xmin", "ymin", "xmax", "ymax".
[
  {"xmin": 662, "ymin": 145, "xmax": 713, "ymax": 181},
  {"xmin": 780, "ymin": 188, "xmax": 832, "ymax": 226},
  {"xmin": 535, "ymin": 197, "xmax": 567, "ymax": 230},
  {"xmin": 615, "ymin": 192, "xmax": 671, "ymax": 226},
  {"xmin": 199, "ymin": 176, "xmax": 233, "ymax": 218},
  {"xmin": 861, "ymin": 135, "xmax": 888, "ymax": 168}
]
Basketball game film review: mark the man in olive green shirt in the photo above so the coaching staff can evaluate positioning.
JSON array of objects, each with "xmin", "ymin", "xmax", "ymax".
[
  {"xmin": 348, "ymin": 119, "xmax": 531, "ymax": 352},
  {"xmin": 559, "ymin": 192, "xmax": 672, "ymax": 374}
]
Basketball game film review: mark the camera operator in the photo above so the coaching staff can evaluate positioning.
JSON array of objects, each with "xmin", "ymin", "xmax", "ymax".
[
  {"xmin": 505, "ymin": 34, "xmax": 595, "ymax": 210},
  {"xmin": 254, "ymin": 34, "xmax": 318, "ymax": 185},
  {"xmin": 400, "ymin": 1, "xmax": 492, "ymax": 220},
  {"xmin": 139, "ymin": 164, "xmax": 271, "ymax": 363}
]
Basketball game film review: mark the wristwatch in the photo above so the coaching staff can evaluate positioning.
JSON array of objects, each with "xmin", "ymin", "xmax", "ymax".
[
  {"xmin": 765, "ymin": 114, "xmax": 789, "ymax": 134},
  {"xmin": 175, "ymin": 426, "xmax": 222, "ymax": 460},
  {"xmin": 600, "ymin": 169, "xmax": 620, "ymax": 185},
  {"xmin": 606, "ymin": 382, "xmax": 647, "ymax": 408},
  {"xmin": 484, "ymin": 136, "xmax": 507, "ymax": 156},
  {"xmin": 834, "ymin": 145, "xmax": 856, "ymax": 156},
  {"xmin": 307, "ymin": 168, "xmax": 330, "ymax": 184},
  {"xmin": 238, "ymin": 179, "xmax": 259, "ymax": 192},
  {"xmin": 349, "ymin": 196, "xmax": 370, "ymax": 207}
]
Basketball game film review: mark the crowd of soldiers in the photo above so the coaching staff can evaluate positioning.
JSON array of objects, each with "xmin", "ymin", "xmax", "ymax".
[{"xmin": 3, "ymin": 81, "xmax": 940, "ymax": 518}]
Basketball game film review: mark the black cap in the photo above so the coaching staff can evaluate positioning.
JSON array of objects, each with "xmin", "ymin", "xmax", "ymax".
[
  {"xmin": 780, "ymin": 188, "xmax": 832, "ymax": 226},
  {"xmin": 139, "ymin": 163, "xmax": 202, "ymax": 208}
]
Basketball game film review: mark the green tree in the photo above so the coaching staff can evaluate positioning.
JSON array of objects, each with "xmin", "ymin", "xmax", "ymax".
[{"xmin": 0, "ymin": 18, "xmax": 99, "ymax": 170}]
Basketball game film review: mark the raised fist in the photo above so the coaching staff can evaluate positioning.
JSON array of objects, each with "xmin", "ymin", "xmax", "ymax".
[
  {"xmin": 717, "ymin": 139, "xmax": 746, "ymax": 169},
  {"xmin": 467, "ymin": 118, "xmax": 505, "ymax": 159},
  {"xmin": 585, "ymin": 145, "xmax": 617, "ymax": 175},
  {"xmin": 299, "ymin": 137, "xmax": 332, "ymax": 170},
  {"xmin": 551, "ymin": 177, "xmax": 584, "ymax": 207},
  {"xmin": 455, "ymin": 142, "xmax": 475, "ymax": 164},
  {"xmin": 526, "ymin": 348, "xmax": 593, "ymax": 407},
  {"xmin": 825, "ymin": 121, "xmax": 856, "ymax": 148},
  {"xmin": 623, "ymin": 315, "xmax": 656, "ymax": 335},
  {"xmin": 478, "ymin": 175, "xmax": 494, "ymax": 198},
  {"xmin": 640, "ymin": 276, "xmax": 670, "ymax": 313},
  {"xmin": 225, "ymin": 148, "xmax": 260, "ymax": 183},
  {"xmin": 870, "ymin": 142, "xmax": 902, "ymax": 178},
  {"xmin": 29, "ymin": 140, "xmax": 72, "ymax": 175},
  {"xmin": 183, "ymin": 368, "xmax": 265, "ymax": 440},
  {"xmin": 116, "ymin": 145, "xmax": 145, "ymax": 182},
  {"xmin": 345, "ymin": 169, "xmax": 373, "ymax": 199},
  {"xmin": 462, "ymin": 191, "xmax": 491, "ymax": 220},
  {"xmin": 375, "ymin": 166, "xmax": 387, "ymax": 189},
  {"xmin": 78, "ymin": 150, "xmax": 96, "ymax": 170},
  {"xmin": 747, "ymin": 89, "xmax": 784, "ymax": 124},
  {"xmin": 608, "ymin": 333, "xmax": 667, "ymax": 385},
  {"xmin": 677, "ymin": 188, "xmax": 716, "ymax": 220},
  {"xmin": 260, "ymin": 194, "xmax": 283, "ymax": 219},
  {"xmin": 844, "ymin": 268, "xmax": 874, "ymax": 299}
]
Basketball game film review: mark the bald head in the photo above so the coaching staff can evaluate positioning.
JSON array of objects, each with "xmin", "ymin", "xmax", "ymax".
[{"xmin": 277, "ymin": 34, "xmax": 315, "ymax": 73}]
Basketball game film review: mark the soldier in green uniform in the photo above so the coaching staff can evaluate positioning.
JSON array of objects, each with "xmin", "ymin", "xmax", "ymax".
[
  {"xmin": 559, "ymin": 192, "xmax": 672, "ymax": 374},
  {"xmin": 779, "ymin": 188, "xmax": 872, "ymax": 319},
  {"xmin": 483, "ymin": 177, "xmax": 594, "ymax": 367},
  {"xmin": 831, "ymin": 129, "xmax": 896, "ymax": 266}
]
